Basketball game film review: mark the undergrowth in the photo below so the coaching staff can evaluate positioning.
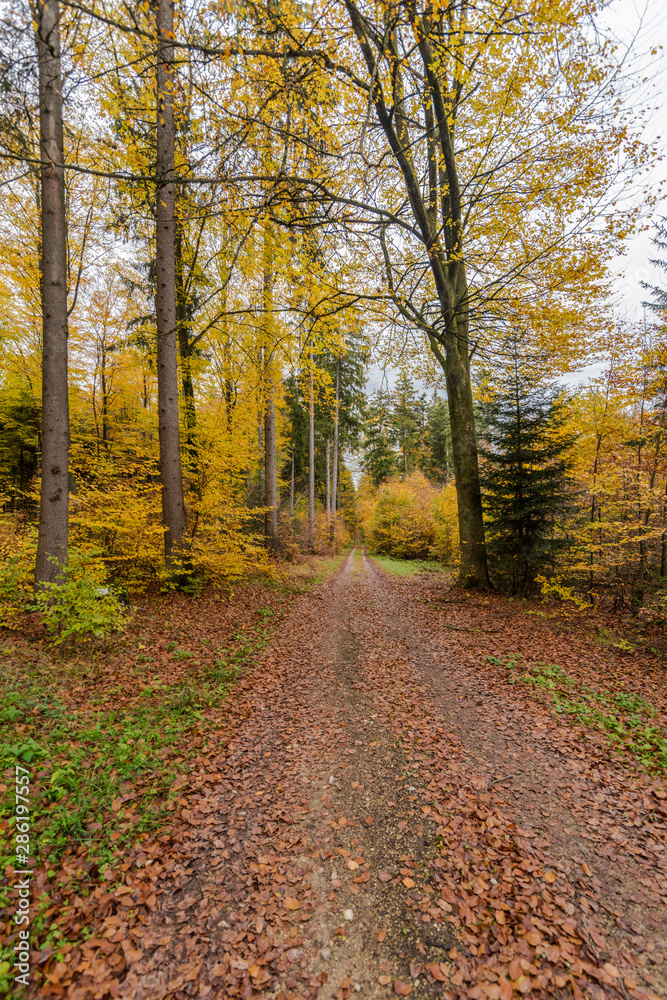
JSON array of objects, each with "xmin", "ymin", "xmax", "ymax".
[{"xmin": 487, "ymin": 654, "xmax": 667, "ymax": 772}]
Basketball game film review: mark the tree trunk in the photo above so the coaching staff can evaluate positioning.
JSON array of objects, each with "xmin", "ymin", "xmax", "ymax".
[
  {"xmin": 101, "ymin": 348, "xmax": 110, "ymax": 451},
  {"xmin": 34, "ymin": 0, "xmax": 69, "ymax": 587},
  {"xmin": 155, "ymin": 0, "xmax": 187, "ymax": 568},
  {"xmin": 175, "ymin": 223, "xmax": 197, "ymax": 470},
  {"xmin": 326, "ymin": 437, "xmax": 331, "ymax": 525},
  {"xmin": 290, "ymin": 448, "xmax": 295, "ymax": 515},
  {"xmin": 308, "ymin": 343, "xmax": 315, "ymax": 552},
  {"xmin": 439, "ymin": 265, "xmax": 489, "ymax": 589},
  {"xmin": 263, "ymin": 218, "xmax": 278, "ymax": 549},
  {"xmin": 331, "ymin": 359, "xmax": 339, "ymax": 544}
]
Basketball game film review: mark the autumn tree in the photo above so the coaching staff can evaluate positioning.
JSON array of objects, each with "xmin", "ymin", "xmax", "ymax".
[{"xmin": 294, "ymin": 0, "xmax": 653, "ymax": 587}]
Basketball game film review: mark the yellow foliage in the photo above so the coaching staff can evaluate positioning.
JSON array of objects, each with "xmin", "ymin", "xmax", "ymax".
[{"xmin": 361, "ymin": 471, "xmax": 457, "ymax": 563}]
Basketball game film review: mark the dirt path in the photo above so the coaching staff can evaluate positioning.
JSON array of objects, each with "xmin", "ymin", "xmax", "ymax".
[{"xmin": 84, "ymin": 550, "xmax": 666, "ymax": 1000}]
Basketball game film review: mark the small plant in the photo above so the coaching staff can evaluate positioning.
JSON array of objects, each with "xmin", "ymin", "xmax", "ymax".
[
  {"xmin": 536, "ymin": 575, "xmax": 589, "ymax": 611},
  {"xmin": 32, "ymin": 549, "xmax": 128, "ymax": 645}
]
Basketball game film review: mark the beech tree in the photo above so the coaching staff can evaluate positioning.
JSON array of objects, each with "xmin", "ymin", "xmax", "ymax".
[
  {"xmin": 298, "ymin": 0, "xmax": 653, "ymax": 586},
  {"xmin": 33, "ymin": 0, "xmax": 69, "ymax": 586},
  {"xmin": 155, "ymin": 0, "xmax": 187, "ymax": 567}
]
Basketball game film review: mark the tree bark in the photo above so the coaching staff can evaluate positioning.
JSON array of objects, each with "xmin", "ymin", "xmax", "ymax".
[
  {"xmin": 175, "ymin": 223, "xmax": 197, "ymax": 471},
  {"xmin": 290, "ymin": 448, "xmax": 295, "ymax": 515},
  {"xmin": 155, "ymin": 0, "xmax": 187, "ymax": 568},
  {"xmin": 34, "ymin": 0, "xmax": 69, "ymax": 586},
  {"xmin": 308, "ymin": 343, "xmax": 315, "ymax": 551},
  {"xmin": 331, "ymin": 358, "xmax": 339, "ymax": 544},
  {"xmin": 263, "ymin": 218, "xmax": 278, "ymax": 549},
  {"xmin": 326, "ymin": 437, "xmax": 331, "ymax": 525}
]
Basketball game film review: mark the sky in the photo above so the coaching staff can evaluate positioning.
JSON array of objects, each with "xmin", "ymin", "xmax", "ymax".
[{"xmin": 364, "ymin": 0, "xmax": 667, "ymax": 398}]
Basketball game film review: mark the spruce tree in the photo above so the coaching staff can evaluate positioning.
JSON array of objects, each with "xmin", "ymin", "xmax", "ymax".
[
  {"xmin": 480, "ymin": 366, "xmax": 575, "ymax": 594},
  {"xmin": 427, "ymin": 395, "xmax": 452, "ymax": 483},
  {"xmin": 642, "ymin": 217, "xmax": 667, "ymax": 317},
  {"xmin": 362, "ymin": 392, "xmax": 396, "ymax": 488}
]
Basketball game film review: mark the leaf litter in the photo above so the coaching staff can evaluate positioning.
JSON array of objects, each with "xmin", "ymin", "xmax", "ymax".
[{"xmin": 2, "ymin": 550, "xmax": 666, "ymax": 1000}]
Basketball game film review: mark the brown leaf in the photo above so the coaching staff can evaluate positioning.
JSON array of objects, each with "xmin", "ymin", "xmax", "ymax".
[
  {"xmin": 377, "ymin": 929, "xmax": 387, "ymax": 942},
  {"xmin": 427, "ymin": 963, "xmax": 447, "ymax": 983},
  {"xmin": 402, "ymin": 876, "xmax": 416, "ymax": 888},
  {"xmin": 378, "ymin": 871, "xmax": 392, "ymax": 882},
  {"xmin": 394, "ymin": 981, "xmax": 412, "ymax": 996},
  {"xmin": 284, "ymin": 897, "xmax": 300, "ymax": 910}
]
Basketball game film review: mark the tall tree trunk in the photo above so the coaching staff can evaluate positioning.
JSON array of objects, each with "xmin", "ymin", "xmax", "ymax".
[
  {"xmin": 101, "ymin": 349, "xmax": 109, "ymax": 451},
  {"xmin": 175, "ymin": 223, "xmax": 197, "ymax": 470},
  {"xmin": 263, "ymin": 218, "xmax": 278, "ymax": 549},
  {"xmin": 290, "ymin": 449, "xmax": 295, "ymax": 515},
  {"xmin": 440, "ymin": 265, "xmax": 489, "ymax": 588},
  {"xmin": 326, "ymin": 437, "xmax": 331, "ymax": 525},
  {"xmin": 156, "ymin": 0, "xmax": 187, "ymax": 567},
  {"xmin": 308, "ymin": 343, "xmax": 315, "ymax": 552},
  {"xmin": 331, "ymin": 359, "xmax": 339, "ymax": 544},
  {"xmin": 34, "ymin": 0, "xmax": 69, "ymax": 586}
]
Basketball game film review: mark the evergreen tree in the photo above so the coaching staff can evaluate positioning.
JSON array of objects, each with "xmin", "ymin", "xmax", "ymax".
[
  {"xmin": 426, "ymin": 395, "xmax": 452, "ymax": 483},
  {"xmin": 362, "ymin": 392, "xmax": 396, "ymax": 488},
  {"xmin": 642, "ymin": 217, "xmax": 667, "ymax": 317},
  {"xmin": 392, "ymin": 374, "xmax": 425, "ymax": 474},
  {"xmin": 480, "ymin": 364, "xmax": 575, "ymax": 594}
]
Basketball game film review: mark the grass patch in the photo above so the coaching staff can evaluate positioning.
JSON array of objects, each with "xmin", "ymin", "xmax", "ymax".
[
  {"xmin": 276, "ymin": 548, "xmax": 352, "ymax": 592},
  {"xmin": 369, "ymin": 553, "xmax": 445, "ymax": 577},
  {"xmin": 487, "ymin": 654, "xmax": 667, "ymax": 772}
]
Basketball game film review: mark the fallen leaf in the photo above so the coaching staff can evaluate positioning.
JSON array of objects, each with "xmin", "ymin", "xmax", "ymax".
[
  {"xmin": 427, "ymin": 963, "xmax": 447, "ymax": 982},
  {"xmin": 377, "ymin": 929, "xmax": 387, "ymax": 942},
  {"xmin": 284, "ymin": 897, "xmax": 300, "ymax": 910},
  {"xmin": 402, "ymin": 877, "xmax": 416, "ymax": 888}
]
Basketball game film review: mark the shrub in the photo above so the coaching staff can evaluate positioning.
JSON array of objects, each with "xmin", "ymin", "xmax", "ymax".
[
  {"xmin": 362, "ymin": 471, "xmax": 456, "ymax": 561},
  {"xmin": 32, "ymin": 549, "xmax": 128, "ymax": 645}
]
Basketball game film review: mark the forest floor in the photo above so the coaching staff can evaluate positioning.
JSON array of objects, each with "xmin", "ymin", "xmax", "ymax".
[{"xmin": 2, "ymin": 549, "xmax": 667, "ymax": 1000}]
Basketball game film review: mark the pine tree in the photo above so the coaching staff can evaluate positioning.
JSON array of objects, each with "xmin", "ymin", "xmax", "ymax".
[
  {"xmin": 392, "ymin": 375, "xmax": 425, "ymax": 475},
  {"xmin": 427, "ymin": 395, "xmax": 452, "ymax": 483},
  {"xmin": 362, "ymin": 392, "xmax": 396, "ymax": 488},
  {"xmin": 480, "ymin": 365, "xmax": 575, "ymax": 594},
  {"xmin": 642, "ymin": 218, "xmax": 667, "ymax": 317}
]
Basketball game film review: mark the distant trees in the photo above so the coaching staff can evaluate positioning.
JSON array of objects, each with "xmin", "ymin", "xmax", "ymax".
[{"xmin": 361, "ymin": 385, "xmax": 452, "ymax": 487}]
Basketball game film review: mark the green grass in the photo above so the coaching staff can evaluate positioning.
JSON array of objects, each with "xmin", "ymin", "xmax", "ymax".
[
  {"xmin": 369, "ymin": 553, "xmax": 445, "ymax": 577},
  {"xmin": 487, "ymin": 654, "xmax": 667, "ymax": 772}
]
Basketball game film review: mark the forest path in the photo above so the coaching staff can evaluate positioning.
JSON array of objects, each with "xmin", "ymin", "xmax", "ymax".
[{"xmin": 111, "ymin": 549, "xmax": 665, "ymax": 1000}]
